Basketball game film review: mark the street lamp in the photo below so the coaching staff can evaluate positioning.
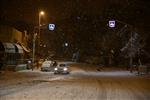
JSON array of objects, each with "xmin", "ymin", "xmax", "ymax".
[
  {"xmin": 39, "ymin": 11, "xmax": 44, "ymax": 39},
  {"xmin": 40, "ymin": 11, "xmax": 44, "ymax": 16},
  {"xmin": 32, "ymin": 11, "xmax": 45, "ymax": 70},
  {"xmin": 38, "ymin": 11, "xmax": 45, "ymax": 58}
]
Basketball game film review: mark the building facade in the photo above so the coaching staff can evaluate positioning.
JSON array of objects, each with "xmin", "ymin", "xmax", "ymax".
[{"xmin": 0, "ymin": 25, "xmax": 30, "ymax": 70}]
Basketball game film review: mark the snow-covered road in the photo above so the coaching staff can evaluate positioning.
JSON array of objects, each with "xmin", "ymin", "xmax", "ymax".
[{"xmin": 0, "ymin": 63, "xmax": 150, "ymax": 100}]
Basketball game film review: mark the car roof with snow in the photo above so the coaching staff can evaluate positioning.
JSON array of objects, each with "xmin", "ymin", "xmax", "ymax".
[{"xmin": 43, "ymin": 60, "xmax": 52, "ymax": 64}]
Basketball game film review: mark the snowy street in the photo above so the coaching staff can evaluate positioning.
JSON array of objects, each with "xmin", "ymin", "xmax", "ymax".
[{"xmin": 0, "ymin": 63, "xmax": 150, "ymax": 100}]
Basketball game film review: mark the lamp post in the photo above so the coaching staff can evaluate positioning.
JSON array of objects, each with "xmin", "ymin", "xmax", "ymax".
[
  {"xmin": 38, "ymin": 11, "xmax": 44, "ymax": 59},
  {"xmin": 32, "ymin": 11, "xmax": 45, "ymax": 70},
  {"xmin": 32, "ymin": 32, "xmax": 37, "ymax": 69}
]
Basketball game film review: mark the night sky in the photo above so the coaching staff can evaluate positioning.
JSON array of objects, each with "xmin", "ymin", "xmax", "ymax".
[
  {"xmin": 1, "ymin": 0, "xmax": 150, "ymax": 59},
  {"xmin": 0, "ymin": 0, "xmax": 150, "ymax": 35},
  {"xmin": 1, "ymin": 0, "xmax": 149, "ymax": 25},
  {"xmin": 1, "ymin": 0, "xmax": 108, "ymax": 24}
]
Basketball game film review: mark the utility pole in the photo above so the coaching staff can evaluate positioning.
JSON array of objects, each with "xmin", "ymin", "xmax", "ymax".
[
  {"xmin": 38, "ymin": 11, "xmax": 45, "ymax": 57},
  {"xmin": 32, "ymin": 33, "xmax": 37, "ymax": 70}
]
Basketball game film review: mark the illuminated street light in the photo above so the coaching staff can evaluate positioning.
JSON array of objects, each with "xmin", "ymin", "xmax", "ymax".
[
  {"xmin": 40, "ymin": 11, "xmax": 44, "ymax": 16},
  {"xmin": 39, "ymin": 11, "xmax": 45, "ymax": 32},
  {"xmin": 38, "ymin": 11, "xmax": 45, "ymax": 62}
]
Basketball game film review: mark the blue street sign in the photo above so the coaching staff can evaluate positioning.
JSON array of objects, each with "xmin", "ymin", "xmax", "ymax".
[
  {"xmin": 49, "ymin": 24, "xmax": 55, "ymax": 30},
  {"xmin": 109, "ymin": 20, "xmax": 115, "ymax": 28}
]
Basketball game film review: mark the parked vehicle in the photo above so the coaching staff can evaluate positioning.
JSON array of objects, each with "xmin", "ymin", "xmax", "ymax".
[
  {"xmin": 41, "ymin": 60, "xmax": 54, "ymax": 72},
  {"xmin": 54, "ymin": 63, "xmax": 70, "ymax": 74}
]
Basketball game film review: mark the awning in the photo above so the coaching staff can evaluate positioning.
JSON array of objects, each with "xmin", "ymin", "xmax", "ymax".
[
  {"xmin": 14, "ymin": 44, "xmax": 24, "ymax": 53},
  {"xmin": 21, "ymin": 44, "xmax": 30, "ymax": 53},
  {"xmin": 2, "ymin": 43, "xmax": 16, "ymax": 53}
]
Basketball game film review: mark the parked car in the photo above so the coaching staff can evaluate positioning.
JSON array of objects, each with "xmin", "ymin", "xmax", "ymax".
[
  {"xmin": 54, "ymin": 63, "xmax": 70, "ymax": 74},
  {"xmin": 41, "ymin": 60, "xmax": 54, "ymax": 72}
]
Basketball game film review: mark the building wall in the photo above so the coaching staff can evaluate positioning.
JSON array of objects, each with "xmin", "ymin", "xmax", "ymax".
[
  {"xmin": 0, "ymin": 25, "xmax": 26, "ymax": 70},
  {"xmin": 0, "ymin": 25, "xmax": 12, "ymax": 42},
  {"xmin": 0, "ymin": 25, "xmax": 22, "ymax": 43},
  {"xmin": 12, "ymin": 28, "xmax": 22, "ymax": 43}
]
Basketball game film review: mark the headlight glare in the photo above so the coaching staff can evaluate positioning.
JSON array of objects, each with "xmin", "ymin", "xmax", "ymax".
[
  {"xmin": 63, "ymin": 67, "xmax": 67, "ymax": 71},
  {"xmin": 54, "ymin": 68, "xmax": 58, "ymax": 71}
]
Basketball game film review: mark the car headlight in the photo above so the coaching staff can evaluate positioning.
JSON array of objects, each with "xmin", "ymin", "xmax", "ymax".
[
  {"xmin": 63, "ymin": 67, "xmax": 68, "ymax": 71},
  {"xmin": 54, "ymin": 68, "xmax": 58, "ymax": 71}
]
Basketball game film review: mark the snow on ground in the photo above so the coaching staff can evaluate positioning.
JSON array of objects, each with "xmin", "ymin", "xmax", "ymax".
[
  {"xmin": 0, "ymin": 63, "xmax": 150, "ymax": 100},
  {"xmin": 0, "ymin": 69, "xmax": 98, "ymax": 100},
  {"xmin": 0, "ymin": 80, "xmax": 99, "ymax": 100}
]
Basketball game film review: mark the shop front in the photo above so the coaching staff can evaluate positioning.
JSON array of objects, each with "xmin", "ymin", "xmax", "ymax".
[{"xmin": 0, "ymin": 42, "xmax": 25, "ymax": 71}]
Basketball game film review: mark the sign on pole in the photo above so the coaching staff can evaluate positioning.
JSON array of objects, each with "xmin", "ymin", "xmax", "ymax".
[
  {"xmin": 109, "ymin": 20, "xmax": 115, "ymax": 28},
  {"xmin": 49, "ymin": 24, "xmax": 55, "ymax": 30}
]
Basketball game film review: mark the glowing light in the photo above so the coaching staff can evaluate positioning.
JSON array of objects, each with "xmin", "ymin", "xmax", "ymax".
[
  {"xmin": 40, "ymin": 11, "xmax": 44, "ymax": 15},
  {"xmin": 65, "ymin": 43, "xmax": 68, "ymax": 47}
]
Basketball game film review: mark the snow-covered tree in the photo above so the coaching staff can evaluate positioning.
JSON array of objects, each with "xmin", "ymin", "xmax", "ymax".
[
  {"xmin": 120, "ymin": 28, "xmax": 142, "ymax": 72},
  {"xmin": 121, "ymin": 32, "xmax": 140, "ymax": 58}
]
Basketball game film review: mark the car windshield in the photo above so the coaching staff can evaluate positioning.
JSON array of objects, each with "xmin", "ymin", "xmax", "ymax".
[{"xmin": 59, "ymin": 64, "xmax": 66, "ymax": 67}]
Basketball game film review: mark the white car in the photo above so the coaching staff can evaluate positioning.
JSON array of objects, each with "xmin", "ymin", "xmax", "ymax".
[
  {"xmin": 41, "ymin": 60, "xmax": 54, "ymax": 72},
  {"xmin": 54, "ymin": 63, "xmax": 70, "ymax": 74}
]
